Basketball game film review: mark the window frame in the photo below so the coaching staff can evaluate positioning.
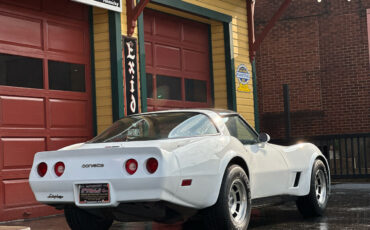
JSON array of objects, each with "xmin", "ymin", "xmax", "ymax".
[
  {"xmin": 129, "ymin": 111, "xmax": 221, "ymax": 139},
  {"xmin": 88, "ymin": 111, "xmax": 221, "ymax": 143},
  {"xmin": 222, "ymin": 114, "xmax": 260, "ymax": 144}
]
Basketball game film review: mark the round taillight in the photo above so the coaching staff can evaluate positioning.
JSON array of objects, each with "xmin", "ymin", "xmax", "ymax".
[
  {"xmin": 146, "ymin": 158, "xmax": 158, "ymax": 174},
  {"xmin": 37, "ymin": 162, "xmax": 48, "ymax": 177},
  {"xmin": 125, "ymin": 159, "xmax": 138, "ymax": 175},
  {"xmin": 54, "ymin": 162, "xmax": 65, "ymax": 177}
]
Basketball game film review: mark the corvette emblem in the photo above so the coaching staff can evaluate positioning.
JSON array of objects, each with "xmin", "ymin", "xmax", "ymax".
[{"xmin": 81, "ymin": 164, "xmax": 104, "ymax": 168}]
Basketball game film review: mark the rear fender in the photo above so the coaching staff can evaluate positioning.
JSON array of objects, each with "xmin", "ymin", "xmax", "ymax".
[{"xmin": 209, "ymin": 138, "xmax": 250, "ymax": 206}]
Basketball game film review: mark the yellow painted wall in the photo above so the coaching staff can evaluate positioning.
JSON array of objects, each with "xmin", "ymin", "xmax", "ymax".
[
  {"xmin": 93, "ymin": 8, "xmax": 113, "ymax": 133},
  {"xmin": 93, "ymin": 4, "xmax": 141, "ymax": 134},
  {"xmin": 183, "ymin": 0, "xmax": 255, "ymax": 126},
  {"xmin": 210, "ymin": 21, "xmax": 228, "ymax": 109}
]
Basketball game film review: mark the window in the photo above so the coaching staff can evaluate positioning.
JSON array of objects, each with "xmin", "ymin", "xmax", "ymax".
[
  {"xmin": 185, "ymin": 79, "xmax": 207, "ymax": 102},
  {"xmin": 156, "ymin": 75, "xmax": 181, "ymax": 100},
  {"xmin": 0, "ymin": 53, "xmax": 43, "ymax": 89},
  {"xmin": 146, "ymin": 73, "xmax": 210, "ymax": 105},
  {"xmin": 223, "ymin": 115, "xmax": 258, "ymax": 144},
  {"xmin": 48, "ymin": 60, "xmax": 85, "ymax": 92},
  {"xmin": 89, "ymin": 112, "xmax": 218, "ymax": 143}
]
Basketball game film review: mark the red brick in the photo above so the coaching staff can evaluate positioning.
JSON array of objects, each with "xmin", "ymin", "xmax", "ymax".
[{"xmin": 255, "ymin": 0, "xmax": 370, "ymax": 139}]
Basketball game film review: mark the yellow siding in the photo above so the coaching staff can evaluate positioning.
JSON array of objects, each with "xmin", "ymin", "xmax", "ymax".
[
  {"xmin": 146, "ymin": 3, "xmax": 212, "ymax": 24},
  {"xmin": 183, "ymin": 0, "xmax": 255, "ymax": 125},
  {"xmin": 211, "ymin": 21, "xmax": 228, "ymax": 109},
  {"xmin": 93, "ymin": 7, "xmax": 112, "ymax": 133}
]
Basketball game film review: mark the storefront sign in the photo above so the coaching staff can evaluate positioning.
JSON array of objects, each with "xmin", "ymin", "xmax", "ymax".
[
  {"xmin": 123, "ymin": 36, "xmax": 139, "ymax": 115},
  {"xmin": 236, "ymin": 64, "xmax": 251, "ymax": 93},
  {"xmin": 72, "ymin": 0, "xmax": 122, "ymax": 12}
]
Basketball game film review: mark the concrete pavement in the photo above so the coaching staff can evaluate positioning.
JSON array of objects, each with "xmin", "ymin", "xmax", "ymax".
[{"xmin": 1, "ymin": 183, "xmax": 369, "ymax": 230}]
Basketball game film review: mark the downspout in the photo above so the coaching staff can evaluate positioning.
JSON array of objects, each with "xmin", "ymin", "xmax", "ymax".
[{"xmin": 247, "ymin": 0, "xmax": 293, "ymax": 132}]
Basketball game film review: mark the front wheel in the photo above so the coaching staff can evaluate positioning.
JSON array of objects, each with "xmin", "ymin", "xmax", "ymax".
[
  {"xmin": 296, "ymin": 159, "xmax": 330, "ymax": 217},
  {"xmin": 203, "ymin": 165, "xmax": 251, "ymax": 230},
  {"xmin": 64, "ymin": 206, "xmax": 113, "ymax": 230}
]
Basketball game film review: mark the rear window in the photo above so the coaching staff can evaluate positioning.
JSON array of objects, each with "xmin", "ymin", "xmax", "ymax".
[{"xmin": 89, "ymin": 112, "xmax": 218, "ymax": 143}]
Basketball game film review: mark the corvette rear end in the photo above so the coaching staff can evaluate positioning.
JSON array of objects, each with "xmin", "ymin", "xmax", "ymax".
[{"xmin": 29, "ymin": 145, "xmax": 175, "ymax": 207}]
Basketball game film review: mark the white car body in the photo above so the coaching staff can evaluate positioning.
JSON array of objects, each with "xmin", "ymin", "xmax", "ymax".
[{"xmin": 29, "ymin": 109, "xmax": 330, "ymax": 220}]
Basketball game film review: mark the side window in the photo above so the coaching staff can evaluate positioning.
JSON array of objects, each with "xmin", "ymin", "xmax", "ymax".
[{"xmin": 223, "ymin": 116, "xmax": 258, "ymax": 144}]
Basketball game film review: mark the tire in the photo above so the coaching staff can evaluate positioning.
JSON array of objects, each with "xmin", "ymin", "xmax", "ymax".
[
  {"xmin": 64, "ymin": 206, "xmax": 113, "ymax": 230},
  {"xmin": 203, "ymin": 165, "xmax": 251, "ymax": 230},
  {"xmin": 296, "ymin": 159, "xmax": 330, "ymax": 217}
]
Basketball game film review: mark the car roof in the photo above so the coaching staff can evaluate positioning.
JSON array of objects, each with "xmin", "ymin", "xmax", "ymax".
[
  {"xmin": 137, "ymin": 108, "xmax": 238, "ymax": 117},
  {"xmin": 204, "ymin": 108, "xmax": 238, "ymax": 116}
]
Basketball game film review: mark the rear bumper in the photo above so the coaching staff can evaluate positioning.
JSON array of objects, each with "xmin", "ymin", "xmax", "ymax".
[
  {"xmin": 29, "ymin": 176, "xmax": 188, "ymax": 208},
  {"xmin": 29, "ymin": 146, "xmax": 221, "ymax": 210}
]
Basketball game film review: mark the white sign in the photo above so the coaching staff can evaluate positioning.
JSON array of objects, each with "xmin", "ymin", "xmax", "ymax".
[{"xmin": 72, "ymin": 0, "xmax": 122, "ymax": 12}]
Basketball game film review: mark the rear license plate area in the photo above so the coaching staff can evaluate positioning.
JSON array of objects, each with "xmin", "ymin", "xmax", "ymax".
[{"xmin": 79, "ymin": 183, "xmax": 110, "ymax": 204}]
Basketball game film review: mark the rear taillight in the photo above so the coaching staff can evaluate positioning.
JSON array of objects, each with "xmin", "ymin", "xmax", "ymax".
[
  {"xmin": 146, "ymin": 158, "xmax": 158, "ymax": 174},
  {"xmin": 37, "ymin": 162, "xmax": 48, "ymax": 177},
  {"xmin": 54, "ymin": 162, "xmax": 65, "ymax": 177},
  {"xmin": 125, "ymin": 159, "xmax": 138, "ymax": 175}
]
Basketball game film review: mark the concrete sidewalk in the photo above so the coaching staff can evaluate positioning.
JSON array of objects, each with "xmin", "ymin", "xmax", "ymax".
[{"xmin": 1, "ymin": 183, "xmax": 369, "ymax": 230}]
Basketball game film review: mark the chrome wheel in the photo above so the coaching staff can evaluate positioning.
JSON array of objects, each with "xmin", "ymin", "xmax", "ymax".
[
  {"xmin": 228, "ymin": 179, "xmax": 247, "ymax": 224},
  {"xmin": 315, "ymin": 169, "xmax": 327, "ymax": 205}
]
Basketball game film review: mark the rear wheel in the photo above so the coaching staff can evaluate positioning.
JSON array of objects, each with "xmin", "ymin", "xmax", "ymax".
[
  {"xmin": 296, "ymin": 159, "xmax": 330, "ymax": 217},
  {"xmin": 203, "ymin": 165, "xmax": 251, "ymax": 230},
  {"xmin": 64, "ymin": 206, "xmax": 113, "ymax": 230}
]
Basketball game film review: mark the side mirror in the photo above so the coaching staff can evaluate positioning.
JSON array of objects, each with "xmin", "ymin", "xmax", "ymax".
[{"xmin": 258, "ymin": 133, "xmax": 270, "ymax": 143}]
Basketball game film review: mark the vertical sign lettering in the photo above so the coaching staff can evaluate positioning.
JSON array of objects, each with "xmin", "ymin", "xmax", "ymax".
[{"xmin": 123, "ymin": 36, "xmax": 139, "ymax": 115}]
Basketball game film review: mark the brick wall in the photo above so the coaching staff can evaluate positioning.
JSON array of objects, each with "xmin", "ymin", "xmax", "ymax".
[{"xmin": 255, "ymin": 0, "xmax": 370, "ymax": 139}]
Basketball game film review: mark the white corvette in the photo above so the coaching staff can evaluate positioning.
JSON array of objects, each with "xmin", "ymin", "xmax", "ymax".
[{"xmin": 29, "ymin": 109, "xmax": 330, "ymax": 230}]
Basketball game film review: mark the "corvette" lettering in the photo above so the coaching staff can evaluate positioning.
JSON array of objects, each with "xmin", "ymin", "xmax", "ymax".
[{"xmin": 81, "ymin": 164, "xmax": 104, "ymax": 168}]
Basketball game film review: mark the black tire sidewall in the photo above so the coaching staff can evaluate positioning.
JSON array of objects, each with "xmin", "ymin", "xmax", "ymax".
[
  {"xmin": 310, "ymin": 160, "xmax": 329, "ymax": 211},
  {"xmin": 219, "ymin": 165, "xmax": 251, "ymax": 230},
  {"xmin": 296, "ymin": 159, "xmax": 330, "ymax": 217}
]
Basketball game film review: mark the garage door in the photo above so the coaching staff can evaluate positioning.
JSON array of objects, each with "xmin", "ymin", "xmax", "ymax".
[
  {"xmin": 144, "ymin": 9, "xmax": 212, "ymax": 111},
  {"xmin": 0, "ymin": 0, "xmax": 92, "ymax": 221}
]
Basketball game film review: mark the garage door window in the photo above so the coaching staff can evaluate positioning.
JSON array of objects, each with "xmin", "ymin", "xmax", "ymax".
[
  {"xmin": 48, "ymin": 60, "xmax": 85, "ymax": 92},
  {"xmin": 156, "ymin": 75, "xmax": 181, "ymax": 100},
  {"xmin": 185, "ymin": 79, "xmax": 207, "ymax": 103},
  {"xmin": 0, "ymin": 53, "xmax": 43, "ymax": 89}
]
